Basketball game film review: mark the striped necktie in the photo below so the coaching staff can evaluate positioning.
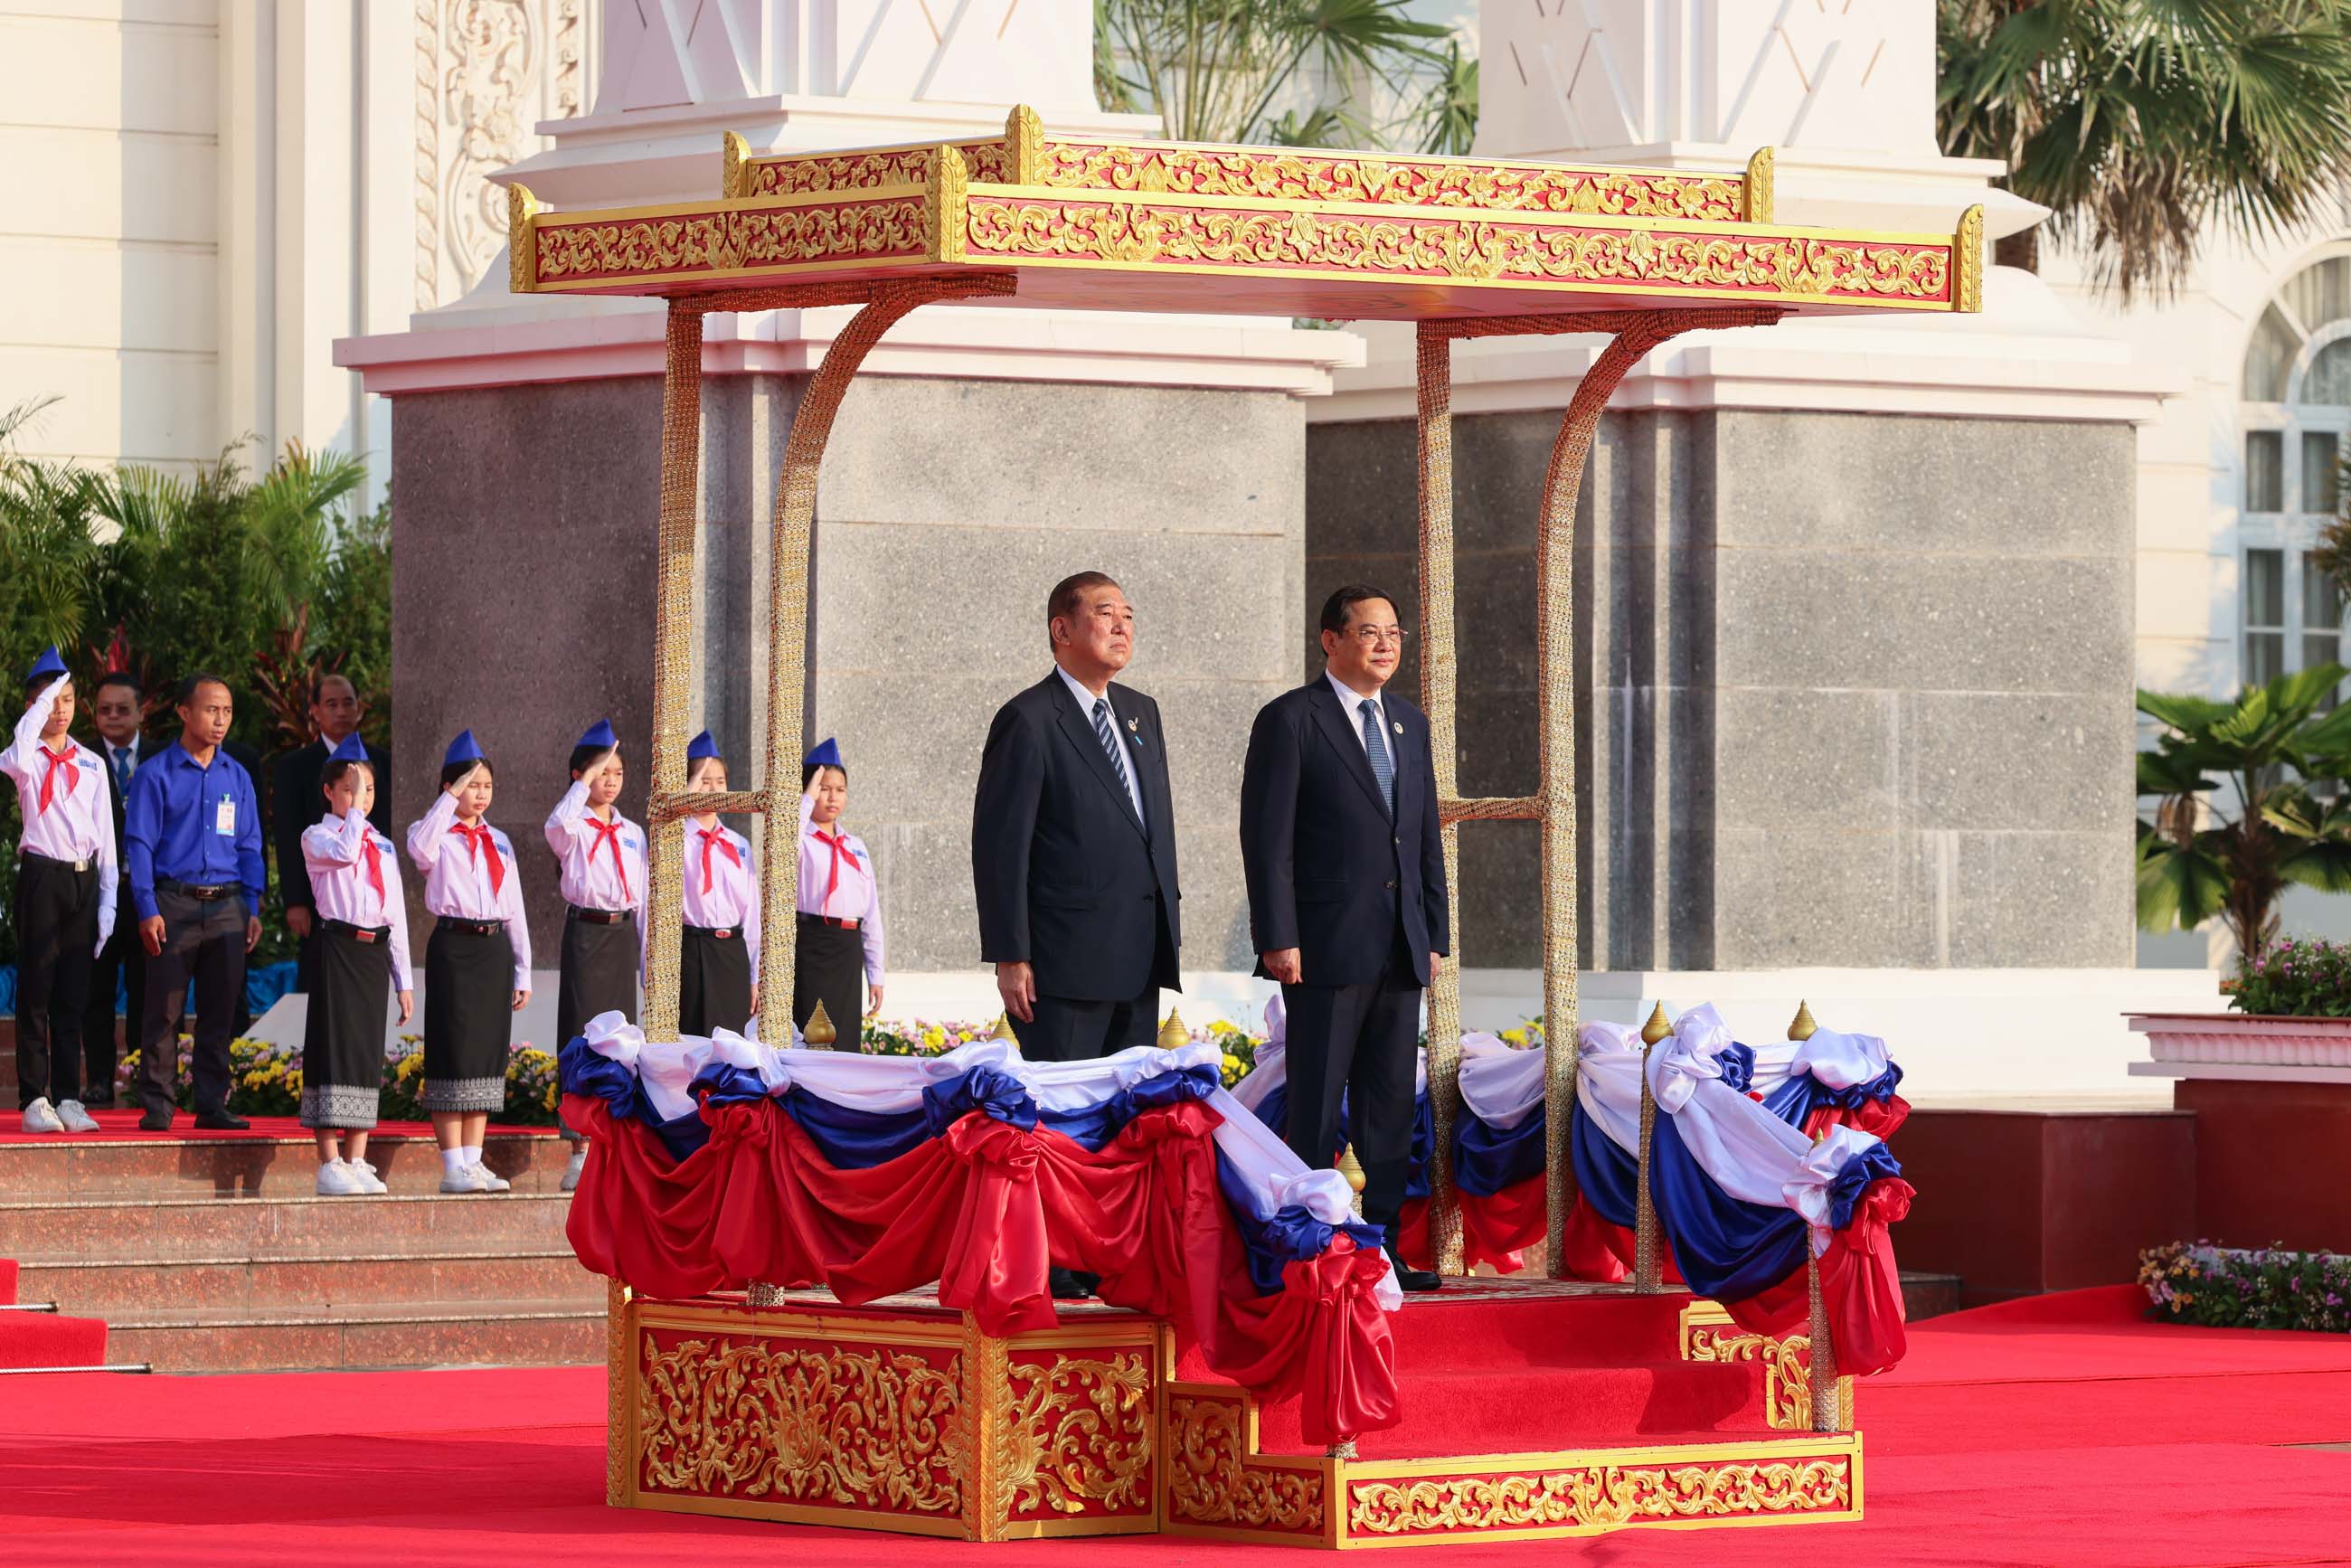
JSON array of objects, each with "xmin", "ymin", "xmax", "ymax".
[
  {"xmin": 1359, "ymin": 700, "xmax": 1395, "ymax": 818},
  {"xmin": 1091, "ymin": 697, "xmax": 1145, "ymax": 835}
]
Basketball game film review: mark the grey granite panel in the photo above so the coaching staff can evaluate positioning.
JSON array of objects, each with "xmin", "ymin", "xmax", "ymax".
[
  {"xmin": 1714, "ymin": 687, "xmax": 1898, "ymax": 832},
  {"xmin": 1903, "ymin": 691, "xmax": 2137, "ymax": 833},
  {"xmin": 1940, "ymin": 829, "xmax": 2137, "ymax": 968},
  {"xmin": 1713, "ymin": 827, "xmax": 1911, "ymax": 968}
]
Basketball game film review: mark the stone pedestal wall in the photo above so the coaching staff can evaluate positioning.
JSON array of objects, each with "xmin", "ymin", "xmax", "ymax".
[
  {"xmin": 1307, "ymin": 409, "xmax": 2137, "ymax": 971},
  {"xmin": 391, "ymin": 373, "xmax": 1303, "ymax": 976}
]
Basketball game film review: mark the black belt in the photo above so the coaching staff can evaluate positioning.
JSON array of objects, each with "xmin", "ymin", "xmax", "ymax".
[
  {"xmin": 324, "ymin": 919, "xmax": 392, "ymax": 944},
  {"xmin": 685, "ymin": 923, "xmax": 742, "ymax": 940},
  {"xmin": 439, "ymin": 916, "xmax": 505, "ymax": 937},
  {"xmin": 570, "ymin": 905, "xmax": 633, "ymax": 925},
  {"xmin": 20, "ymin": 850, "xmax": 95, "ymax": 874},
  {"xmin": 798, "ymin": 912, "xmax": 859, "ymax": 931},
  {"xmin": 158, "ymin": 877, "xmax": 236, "ymax": 901}
]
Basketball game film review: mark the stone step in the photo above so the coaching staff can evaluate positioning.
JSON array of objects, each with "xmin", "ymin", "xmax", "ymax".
[
  {"xmin": 13, "ymin": 1247, "xmax": 600, "ymax": 1315},
  {"xmin": 0, "ymin": 1191, "xmax": 574, "ymax": 1259},
  {"xmin": 99, "ymin": 1297, "xmax": 606, "ymax": 1374},
  {"xmin": 0, "ymin": 1128, "xmax": 571, "ymax": 1200},
  {"xmin": 1903, "ymin": 1270, "xmax": 1963, "ymax": 1322}
]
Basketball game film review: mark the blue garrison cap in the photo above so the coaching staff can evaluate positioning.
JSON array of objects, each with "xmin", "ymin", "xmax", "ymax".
[
  {"xmin": 575, "ymin": 718, "xmax": 618, "ymax": 751},
  {"xmin": 686, "ymin": 730, "xmax": 720, "ymax": 761},
  {"xmin": 25, "ymin": 647, "xmax": 67, "ymax": 684},
  {"xmin": 444, "ymin": 728, "xmax": 485, "ymax": 767},
  {"xmin": 328, "ymin": 732, "xmax": 370, "ymax": 763},
  {"xmin": 804, "ymin": 737, "xmax": 843, "ymax": 770}
]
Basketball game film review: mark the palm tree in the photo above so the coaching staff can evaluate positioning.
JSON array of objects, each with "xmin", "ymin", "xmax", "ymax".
[
  {"xmin": 1938, "ymin": 0, "xmax": 2351, "ymax": 299},
  {"xmin": 2137, "ymin": 665, "xmax": 2351, "ymax": 966}
]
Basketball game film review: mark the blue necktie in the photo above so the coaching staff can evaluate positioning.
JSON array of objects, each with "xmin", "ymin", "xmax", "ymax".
[
  {"xmin": 112, "ymin": 747, "xmax": 132, "ymax": 793},
  {"xmin": 1091, "ymin": 698, "xmax": 1146, "ymax": 836},
  {"xmin": 1359, "ymin": 700, "xmax": 1395, "ymax": 818}
]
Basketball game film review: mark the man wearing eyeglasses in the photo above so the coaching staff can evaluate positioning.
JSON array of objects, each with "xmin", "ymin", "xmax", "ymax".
[{"xmin": 1240, "ymin": 584, "xmax": 1449, "ymax": 1292}]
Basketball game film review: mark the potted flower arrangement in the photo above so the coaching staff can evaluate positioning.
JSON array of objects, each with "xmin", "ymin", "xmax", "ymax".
[{"xmin": 2129, "ymin": 935, "xmax": 2351, "ymax": 1078}]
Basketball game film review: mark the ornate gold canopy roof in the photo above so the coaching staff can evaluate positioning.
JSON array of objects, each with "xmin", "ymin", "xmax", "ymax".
[{"xmin": 510, "ymin": 105, "xmax": 1981, "ymax": 321}]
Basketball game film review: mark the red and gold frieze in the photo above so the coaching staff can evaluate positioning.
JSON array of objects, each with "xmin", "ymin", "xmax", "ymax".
[
  {"xmin": 732, "ymin": 135, "xmax": 1011, "ymax": 198},
  {"xmin": 1163, "ymin": 1383, "xmax": 1334, "ymax": 1546},
  {"xmin": 1677, "ymin": 1299, "xmax": 1855, "ymax": 1431},
  {"xmin": 527, "ymin": 189, "xmax": 932, "ymax": 293}
]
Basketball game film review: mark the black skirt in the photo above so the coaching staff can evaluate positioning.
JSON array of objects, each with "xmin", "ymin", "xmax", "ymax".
[
  {"xmin": 793, "ymin": 916, "xmax": 864, "ymax": 1048},
  {"xmin": 557, "ymin": 911, "xmax": 639, "ymax": 1047},
  {"xmin": 679, "ymin": 926, "xmax": 752, "ymax": 1038},
  {"xmin": 300, "ymin": 923, "xmax": 391, "ymax": 1130},
  {"xmin": 422, "ymin": 922, "xmax": 513, "ymax": 1113}
]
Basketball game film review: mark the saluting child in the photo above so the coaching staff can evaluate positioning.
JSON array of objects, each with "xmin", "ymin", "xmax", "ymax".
[
  {"xmin": 4, "ymin": 647, "xmax": 113, "ymax": 1134},
  {"xmin": 545, "ymin": 719, "xmax": 645, "ymax": 1189},
  {"xmin": 300, "ymin": 734, "xmax": 412, "ymax": 1195},
  {"xmin": 677, "ymin": 730, "xmax": 759, "ymax": 1037},
  {"xmin": 407, "ymin": 730, "xmax": 531, "ymax": 1195},
  {"xmin": 794, "ymin": 737, "xmax": 885, "ymax": 1044}
]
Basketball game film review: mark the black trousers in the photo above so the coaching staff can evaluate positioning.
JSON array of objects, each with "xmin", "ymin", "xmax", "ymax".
[
  {"xmin": 14, "ymin": 855, "xmax": 99, "ymax": 1109},
  {"xmin": 1279, "ymin": 935, "xmax": 1422, "ymax": 1239},
  {"xmin": 138, "ymin": 888, "xmax": 248, "ymax": 1119},
  {"xmin": 81, "ymin": 878, "xmax": 144, "ymax": 1106},
  {"xmin": 1010, "ymin": 986, "xmax": 1157, "ymax": 1063}
]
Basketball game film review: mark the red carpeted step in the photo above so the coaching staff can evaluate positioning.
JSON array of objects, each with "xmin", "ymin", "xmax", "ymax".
[
  {"xmin": 0, "ymin": 1307, "xmax": 107, "ymax": 1370},
  {"xmin": 0, "ymin": 1258, "xmax": 15, "ymax": 1307},
  {"xmin": 1379, "ymin": 1288, "xmax": 1689, "ymax": 1369}
]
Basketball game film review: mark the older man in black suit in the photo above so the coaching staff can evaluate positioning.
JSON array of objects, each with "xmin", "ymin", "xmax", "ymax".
[
  {"xmin": 973, "ymin": 571, "xmax": 1182, "ymax": 1298},
  {"xmin": 1241, "ymin": 584, "xmax": 1449, "ymax": 1292}
]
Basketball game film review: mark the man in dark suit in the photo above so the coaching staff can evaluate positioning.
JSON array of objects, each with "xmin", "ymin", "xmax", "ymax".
[
  {"xmin": 1240, "ymin": 584, "xmax": 1449, "ymax": 1292},
  {"xmin": 80, "ymin": 673, "xmax": 150, "ymax": 1106},
  {"xmin": 973, "ymin": 571, "xmax": 1182, "ymax": 1297},
  {"xmin": 271, "ymin": 673, "xmax": 390, "ymax": 993}
]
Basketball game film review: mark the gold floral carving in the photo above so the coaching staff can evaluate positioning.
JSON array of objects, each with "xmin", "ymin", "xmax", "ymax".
[
  {"xmin": 534, "ymin": 198, "xmax": 929, "ymax": 285},
  {"xmin": 962, "ymin": 197, "xmax": 1952, "ymax": 304},
  {"xmin": 1345, "ymin": 1457, "xmax": 1851, "ymax": 1535},
  {"xmin": 1685, "ymin": 1322, "xmax": 1814, "ymax": 1430},
  {"xmin": 636, "ymin": 1333, "xmax": 968, "ymax": 1516},
  {"xmin": 1742, "ymin": 146, "xmax": 1776, "ymax": 223},
  {"xmin": 993, "ymin": 1353, "xmax": 1154, "ymax": 1519},
  {"xmin": 928, "ymin": 145, "xmax": 968, "ymax": 266},
  {"xmin": 1956, "ymin": 202, "xmax": 1986, "ymax": 314},
  {"xmin": 1034, "ymin": 143, "xmax": 1743, "ymax": 222},
  {"xmin": 507, "ymin": 183, "xmax": 538, "ymax": 294},
  {"xmin": 1164, "ymin": 1390, "xmax": 1325, "ymax": 1535},
  {"xmin": 750, "ymin": 140, "xmax": 1009, "ymax": 197}
]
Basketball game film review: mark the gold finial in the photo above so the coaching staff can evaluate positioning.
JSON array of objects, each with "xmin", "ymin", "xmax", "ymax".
[
  {"xmin": 989, "ymin": 1012, "xmax": 1016, "ymax": 1043},
  {"xmin": 722, "ymin": 130, "xmax": 751, "ymax": 198},
  {"xmin": 803, "ymin": 998, "xmax": 837, "ymax": 1047},
  {"xmin": 1157, "ymin": 1007, "xmax": 1189, "ymax": 1052},
  {"xmin": 1335, "ymin": 1143, "xmax": 1367, "ymax": 1219},
  {"xmin": 1742, "ymin": 146, "xmax": 1776, "ymax": 223},
  {"xmin": 506, "ymin": 183, "xmax": 541, "ymax": 294},
  {"xmin": 1006, "ymin": 103, "xmax": 1043, "ymax": 185},
  {"xmin": 1955, "ymin": 203, "xmax": 1986, "ymax": 314},
  {"xmin": 925, "ymin": 142, "xmax": 969, "ymax": 263},
  {"xmin": 1788, "ymin": 1000, "xmax": 1818, "ymax": 1042},
  {"xmin": 1640, "ymin": 1001, "xmax": 1673, "ymax": 1046}
]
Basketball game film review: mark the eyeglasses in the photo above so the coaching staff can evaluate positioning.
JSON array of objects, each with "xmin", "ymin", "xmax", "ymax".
[{"xmin": 1346, "ymin": 628, "xmax": 1409, "ymax": 647}]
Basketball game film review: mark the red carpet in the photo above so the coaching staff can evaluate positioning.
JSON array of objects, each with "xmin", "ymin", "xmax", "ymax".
[
  {"xmin": 0, "ymin": 1259, "xmax": 108, "ymax": 1370},
  {"xmin": 0, "ymin": 1109, "xmax": 563, "ymax": 1145},
  {"xmin": 0, "ymin": 1289, "xmax": 2346, "ymax": 1564}
]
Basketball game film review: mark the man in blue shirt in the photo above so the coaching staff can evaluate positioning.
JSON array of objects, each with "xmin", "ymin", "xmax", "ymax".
[{"xmin": 124, "ymin": 674, "xmax": 266, "ymax": 1130}]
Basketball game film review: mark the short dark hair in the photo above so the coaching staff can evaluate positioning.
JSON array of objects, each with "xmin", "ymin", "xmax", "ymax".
[
  {"xmin": 175, "ymin": 673, "xmax": 230, "ymax": 708},
  {"xmin": 1319, "ymin": 584, "xmax": 1398, "ymax": 638},
  {"xmin": 318, "ymin": 757, "xmax": 373, "ymax": 796},
  {"xmin": 800, "ymin": 761, "xmax": 848, "ymax": 792},
  {"xmin": 1046, "ymin": 571, "xmax": 1120, "ymax": 650},
  {"xmin": 94, "ymin": 672, "xmax": 141, "ymax": 700},
  {"xmin": 23, "ymin": 672, "xmax": 58, "ymax": 700},
  {"xmin": 569, "ymin": 742, "xmax": 616, "ymax": 778},
  {"xmin": 440, "ymin": 756, "xmax": 493, "ymax": 790},
  {"xmin": 308, "ymin": 672, "xmax": 355, "ymax": 707}
]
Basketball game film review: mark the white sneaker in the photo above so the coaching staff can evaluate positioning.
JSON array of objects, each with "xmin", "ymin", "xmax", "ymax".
[
  {"xmin": 476, "ymin": 1160, "xmax": 512, "ymax": 1193},
  {"xmin": 439, "ymin": 1163, "xmax": 496, "ymax": 1195},
  {"xmin": 350, "ymin": 1159, "xmax": 390, "ymax": 1195},
  {"xmin": 561, "ymin": 1147, "xmax": 587, "ymax": 1192},
  {"xmin": 55, "ymin": 1100, "xmax": 99, "ymax": 1134},
  {"xmin": 316, "ymin": 1159, "xmax": 368, "ymax": 1196},
  {"xmin": 20, "ymin": 1099, "xmax": 64, "ymax": 1134}
]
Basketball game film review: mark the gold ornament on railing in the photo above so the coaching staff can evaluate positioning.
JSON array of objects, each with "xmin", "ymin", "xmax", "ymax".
[
  {"xmin": 989, "ymin": 1012, "xmax": 1016, "ymax": 1043},
  {"xmin": 1335, "ymin": 1143, "xmax": 1368, "ymax": 1221},
  {"xmin": 803, "ymin": 998, "xmax": 837, "ymax": 1047},
  {"xmin": 1789, "ymin": 1000, "xmax": 1818, "ymax": 1042},
  {"xmin": 1640, "ymin": 1001, "xmax": 1674, "ymax": 1046},
  {"xmin": 1634, "ymin": 1001, "xmax": 1671, "ymax": 1290},
  {"xmin": 1157, "ymin": 1008, "xmax": 1190, "ymax": 1052}
]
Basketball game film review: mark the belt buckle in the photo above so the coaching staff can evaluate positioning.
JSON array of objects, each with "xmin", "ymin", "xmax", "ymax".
[
  {"xmin": 354, "ymin": 928, "xmax": 378, "ymax": 943},
  {"xmin": 71, "ymin": 859, "xmax": 87, "ymax": 873},
  {"xmin": 713, "ymin": 927, "xmax": 733, "ymax": 940}
]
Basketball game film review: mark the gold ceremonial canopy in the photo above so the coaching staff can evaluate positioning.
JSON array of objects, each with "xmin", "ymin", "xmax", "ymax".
[{"xmin": 510, "ymin": 105, "xmax": 1984, "ymax": 320}]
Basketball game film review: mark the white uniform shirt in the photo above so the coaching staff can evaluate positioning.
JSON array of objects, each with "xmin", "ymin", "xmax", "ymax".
[
  {"xmin": 2, "ymin": 676, "xmax": 116, "ymax": 947},
  {"xmin": 797, "ymin": 791, "xmax": 885, "ymax": 984},
  {"xmin": 406, "ymin": 789, "xmax": 533, "ymax": 988},
  {"xmin": 300, "ymin": 808, "xmax": 415, "ymax": 991},
  {"xmin": 545, "ymin": 779, "xmax": 648, "ymax": 973},
  {"xmin": 681, "ymin": 819, "xmax": 762, "ymax": 985}
]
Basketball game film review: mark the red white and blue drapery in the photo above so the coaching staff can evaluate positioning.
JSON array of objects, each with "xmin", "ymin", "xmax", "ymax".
[{"xmin": 559, "ymin": 1015, "xmax": 1403, "ymax": 1444}]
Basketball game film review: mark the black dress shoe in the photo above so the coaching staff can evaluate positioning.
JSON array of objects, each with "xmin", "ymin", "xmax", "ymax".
[
  {"xmin": 138, "ymin": 1108, "xmax": 174, "ymax": 1131},
  {"xmin": 193, "ymin": 1108, "xmax": 250, "ymax": 1130},
  {"xmin": 1048, "ymin": 1267, "xmax": 1098, "ymax": 1301},
  {"xmin": 1384, "ymin": 1248, "xmax": 1441, "ymax": 1293}
]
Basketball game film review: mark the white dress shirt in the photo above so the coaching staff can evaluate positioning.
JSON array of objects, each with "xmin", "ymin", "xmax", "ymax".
[
  {"xmin": 798, "ymin": 791, "xmax": 886, "ymax": 984},
  {"xmin": 300, "ymin": 808, "xmax": 415, "ymax": 991},
  {"xmin": 3, "ymin": 676, "xmax": 117, "ymax": 947},
  {"xmin": 406, "ymin": 789, "xmax": 533, "ymax": 987},
  {"xmin": 1326, "ymin": 669, "xmax": 1393, "ymax": 758},
  {"xmin": 683, "ymin": 819, "xmax": 763, "ymax": 985},
  {"xmin": 1056, "ymin": 664, "xmax": 1147, "ymax": 827}
]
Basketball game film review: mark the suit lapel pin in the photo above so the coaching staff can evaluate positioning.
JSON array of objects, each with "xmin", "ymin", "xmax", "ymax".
[
  {"xmin": 1127, "ymin": 716, "xmax": 1143, "ymax": 749},
  {"xmin": 1393, "ymin": 721, "xmax": 1403, "ymax": 735}
]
